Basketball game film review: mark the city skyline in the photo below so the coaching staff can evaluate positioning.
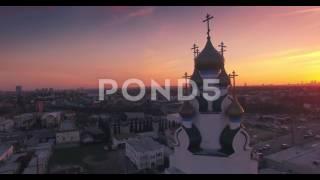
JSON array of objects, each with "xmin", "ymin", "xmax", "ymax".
[{"xmin": 1, "ymin": 6, "xmax": 320, "ymax": 90}]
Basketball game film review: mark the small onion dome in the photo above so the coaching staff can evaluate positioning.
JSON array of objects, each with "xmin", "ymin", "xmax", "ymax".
[
  {"xmin": 179, "ymin": 101, "xmax": 196, "ymax": 118},
  {"xmin": 219, "ymin": 125, "xmax": 240, "ymax": 155},
  {"xmin": 219, "ymin": 67, "xmax": 231, "ymax": 87},
  {"xmin": 183, "ymin": 125, "xmax": 202, "ymax": 153},
  {"xmin": 226, "ymin": 98, "xmax": 244, "ymax": 120},
  {"xmin": 195, "ymin": 39, "xmax": 224, "ymax": 71}
]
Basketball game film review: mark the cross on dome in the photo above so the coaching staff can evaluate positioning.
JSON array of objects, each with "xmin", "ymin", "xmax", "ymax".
[
  {"xmin": 202, "ymin": 13, "xmax": 214, "ymax": 40},
  {"xmin": 229, "ymin": 70, "xmax": 239, "ymax": 96},
  {"xmin": 191, "ymin": 44, "xmax": 199, "ymax": 58},
  {"xmin": 182, "ymin": 72, "xmax": 191, "ymax": 90},
  {"xmin": 218, "ymin": 41, "xmax": 227, "ymax": 56}
]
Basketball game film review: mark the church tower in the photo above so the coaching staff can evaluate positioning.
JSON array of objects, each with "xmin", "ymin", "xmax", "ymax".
[{"xmin": 166, "ymin": 14, "xmax": 258, "ymax": 174}]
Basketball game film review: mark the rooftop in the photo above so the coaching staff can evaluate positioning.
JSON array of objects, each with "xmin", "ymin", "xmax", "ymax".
[
  {"xmin": 41, "ymin": 112, "xmax": 61, "ymax": 120},
  {"xmin": 59, "ymin": 120, "xmax": 77, "ymax": 131},
  {"xmin": 265, "ymin": 140, "xmax": 320, "ymax": 170},
  {"xmin": 126, "ymin": 137, "xmax": 163, "ymax": 153}
]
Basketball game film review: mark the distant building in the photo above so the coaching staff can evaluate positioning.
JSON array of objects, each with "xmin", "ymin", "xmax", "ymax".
[
  {"xmin": 36, "ymin": 101, "xmax": 44, "ymax": 113},
  {"xmin": 64, "ymin": 111, "xmax": 76, "ymax": 121},
  {"xmin": 16, "ymin": 86, "xmax": 22, "ymax": 97},
  {"xmin": 110, "ymin": 112, "xmax": 148, "ymax": 136},
  {"xmin": 110, "ymin": 112, "xmax": 175, "ymax": 137},
  {"xmin": 81, "ymin": 126, "xmax": 105, "ymax": 144},
  {"xmin": 56, "ymin": 120, "xmax": 80, "ymax": 144},
  {"xmin": 14, "ymin": 113, "xmax": 36, "ymax": 130},
  {"xmin": 41, "ymin": 112, "xmax": 62, "ymax": 128},
  {"xmin": 0, "ymin": 118, "xmax": 14, "ymax": 132},
  {"xmin": 125, "ymin": 137, "xmax": 165, "ymax": 170},
  {"xmin": 15, "ymin": 86, "xmax": 25, "ymax": 112}
]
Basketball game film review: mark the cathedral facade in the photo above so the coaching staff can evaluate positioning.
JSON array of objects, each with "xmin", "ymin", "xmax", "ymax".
[{"xmin": 166, "ymin": 14, "xmax": 258, "ymax": 174}]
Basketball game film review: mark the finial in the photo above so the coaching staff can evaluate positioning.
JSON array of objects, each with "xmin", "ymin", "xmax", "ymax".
[
  {"xmin": 182, "ymin": 72, "xmax": 191, "ymax": 93},
  {"xmin": 218, "ymin": 41, "xmax": 227, "ymax": 56},
  {"xmin": 191, "ymin": 43, "xmax": 199, "ymax": 58},
  {"xmin": 229, "ymin": 70, "xmax": 239, "ymax": 97},
  {"xmin": 202, "ymin": 13, "xmax": 214, "ymax": 40}
]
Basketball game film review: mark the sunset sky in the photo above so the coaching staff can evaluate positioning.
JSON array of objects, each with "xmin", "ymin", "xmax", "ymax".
[{"xmin": 1, "ymin": 6, "xmax": 320, "ymax": 90}]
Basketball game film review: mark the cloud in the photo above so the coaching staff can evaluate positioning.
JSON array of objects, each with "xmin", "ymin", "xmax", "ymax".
[
  {"xmin": 128, "ymin": 7, "xmax": 154, "ymax": 17},
  {"xmin": 284, "ymin": 50, "xmax": 320, "ymax": 61},
  {"xmin": 263, "ymin": 49, "xmax": 320, "ymax": 66},
  {"xmin": 291, "ymin": 7, "xmax": 320, "ymax": 14},
  {"xmin": 273, "ymin": 7, "xmax": 320, "ymax": 17}
]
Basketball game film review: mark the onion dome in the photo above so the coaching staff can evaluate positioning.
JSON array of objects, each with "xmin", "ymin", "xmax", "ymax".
[
  {"xmin": 179, "ymin": 101, "xmax": 196, "ymax": 118},
  {"xmin": 219, "ymin": 125, "xmax": 240, "ymax": 155},
  {"xmin": 219, "ymin": 67, "xmax": 231, "ymax": 87},
  {"xmin": 183, "ymin": 125, "xmax": 202, "ymax": 153},
  {"xmin": 195, "ymin": 39, "xmax": 224, "ymax": 71},
  {"xmin": 226, "ymin": 98, "xmax": 244, "ymax": 120}
]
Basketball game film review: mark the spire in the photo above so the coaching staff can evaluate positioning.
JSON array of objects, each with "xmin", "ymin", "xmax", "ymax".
[
  {"xmin": 218, "ymin": 41, "xmax": 227, "ymax": 57},
  {"xmin": 195, "ymin": 14, "xmax": 224, "ymax": 72},
  {"xmin": 180, "ymin": 72, "xmax": 195, "ymax": 119},
  {"xmin": 229, "ymin": 70, "xmax": 239, "ymax": 97},
  {"xmin": 226, "ymin": 70, "xmax": 244, "ymax": 119},
  {"xmin": 191, "ymin": 44, "xmax": 199, "ymax": 58},
  {"xmin": 182, "ymin": 72, "xmax": 191, "ymax": 92},
  {"xmin": 202, "ymin": 13, "xmax": 214, "ymax": 40}
]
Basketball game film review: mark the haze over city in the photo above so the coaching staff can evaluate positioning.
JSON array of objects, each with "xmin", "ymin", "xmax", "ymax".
[
  {"xmin": 2, "ymin": 5, "xmax": 320, "ymax": 175},
  {"xmin": 1, "ymin": 6, "xmax": 320, "ymax": 90}
]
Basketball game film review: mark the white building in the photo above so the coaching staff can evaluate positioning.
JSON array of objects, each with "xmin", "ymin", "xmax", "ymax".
[
  {"xmin": 166, "ymin": 14, "xmax": 257, "ymax": 174},
  {"xmin": 56, "ymin": 120, "xmax": 80, "ymax": 144},
  {"xmin": 110, "ymin": 112, "xmax": 173, "ymax": 138},
  {"xmin": 126, "ymin": 137, "xmax": 165, "ymax": 170},
  {"xmin": 41, "ymin": 112, "xmax": 62, "ymax": 128},
  {"xmin": 0, "ymin": 118, "xmax": 14, "ymax": 132},
  {"xmin": 14, "ymin": 113, "xmax": 36, "ymax": 130}
]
